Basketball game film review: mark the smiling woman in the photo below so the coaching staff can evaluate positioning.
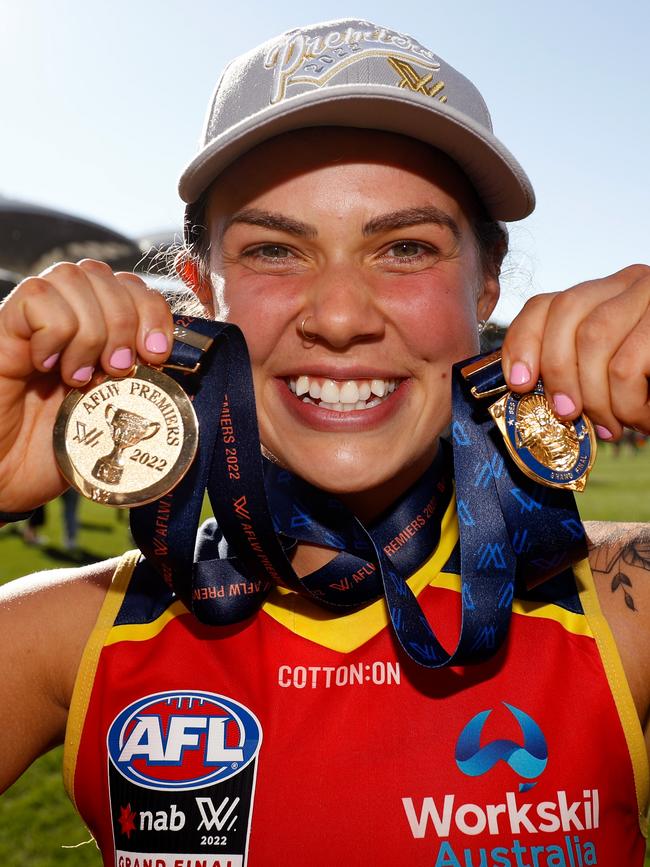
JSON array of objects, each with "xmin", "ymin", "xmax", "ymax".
[
  {"xmin": 1, "ymin": 16, "xmax": 650, "ymax": 867},
  {"xmin": 193, "ymin": 130, "xmax": 500, "ymax": 519}
]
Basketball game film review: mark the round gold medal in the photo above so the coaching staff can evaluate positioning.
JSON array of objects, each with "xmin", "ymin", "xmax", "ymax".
[{"xmin": 53, "ymin": 365, "xmax": 198, "ymax": 507}]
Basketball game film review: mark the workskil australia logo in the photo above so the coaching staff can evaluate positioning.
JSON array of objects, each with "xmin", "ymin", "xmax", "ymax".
[
  {"xmin": 107, "ymin": 690, "xmax": 262, "ymax": 790},
  {"xmin": 455, "ymin": 701, "xmax": 548, "ymax": 793},
  {"xmin": 401, "ymin": 702, "xmax": 601, "ymax": 866}
]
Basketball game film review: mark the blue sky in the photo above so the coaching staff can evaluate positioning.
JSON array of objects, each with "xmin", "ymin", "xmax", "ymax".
[{"xmin": 1, "ymin": 0, "xmax": 648, "ymax": 322}]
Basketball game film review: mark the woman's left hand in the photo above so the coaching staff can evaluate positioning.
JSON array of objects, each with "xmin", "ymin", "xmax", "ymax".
[{"xmin": 500, "ymin": 264, "xmax": 650, "ymax": 440}]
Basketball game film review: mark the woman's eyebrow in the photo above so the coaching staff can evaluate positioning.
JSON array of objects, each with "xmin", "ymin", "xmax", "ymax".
[
  {"xmin": 362, "ymin": 206, "xmax": 461, "ymax": 242},
  {"xmin": 220, "ymin": 205, "xmax": 460, "ymax": 243},
  {"xmin": 222, "ymin": 207, "xmax": 318, "ymax": 239}
]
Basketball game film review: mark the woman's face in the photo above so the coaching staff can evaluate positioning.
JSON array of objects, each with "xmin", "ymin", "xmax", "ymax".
[{"xmin": 203, "ymin": 129, "xmax": 500, "ymax": 517}]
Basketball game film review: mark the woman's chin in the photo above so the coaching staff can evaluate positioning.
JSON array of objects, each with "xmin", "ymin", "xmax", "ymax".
[
  {"xmin": 262, "ymin": 443, "xmax": 438, "ymax": 521},
  {"xmin": 265, "ymin": 451, "xmax": 391, "ymax": 495}
]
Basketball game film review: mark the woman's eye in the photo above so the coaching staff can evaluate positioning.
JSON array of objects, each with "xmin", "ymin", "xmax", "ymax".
[
  {"xmin": 236, "ymin": 242, "xmax": 308, "ymax": 274},
  {"xmin": 244, "ymin": 244, "xmax": 292, "ymax": 260},
  {"xmin": 389, "ymin": 241, "xmax": 425, "ymax": 258},
  {"xmin": 375, "ymin": 240, "xmax": 440, "ymax": 271}
]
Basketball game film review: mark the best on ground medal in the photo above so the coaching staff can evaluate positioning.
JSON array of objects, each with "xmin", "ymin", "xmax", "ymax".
[
  {"xmin": 489, "ymin": 382, "xmax": 596, "ymax": 492},
  {"xmin": 53, "ymin": 365, "xmax": 198, "ymax": 507}
]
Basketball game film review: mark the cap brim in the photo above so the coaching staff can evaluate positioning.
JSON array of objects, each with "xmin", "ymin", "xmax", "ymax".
[{"xmin": 178, "ymin": 85, "xmax": 534, "ymax": 221}]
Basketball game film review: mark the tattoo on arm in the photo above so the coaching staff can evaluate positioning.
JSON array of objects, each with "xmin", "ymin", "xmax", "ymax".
[
  {"xmin": 586, "ymin": 524, "xmax": 650, "ymax": 613},
  {"xmin": 611, "ymin": 569, "xmax": 636, "ymax": 612}
]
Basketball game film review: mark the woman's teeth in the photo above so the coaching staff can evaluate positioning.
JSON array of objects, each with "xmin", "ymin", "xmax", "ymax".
[{"xmin": 287, "ymin": 376, "xmax": 398, "ymax": 411}]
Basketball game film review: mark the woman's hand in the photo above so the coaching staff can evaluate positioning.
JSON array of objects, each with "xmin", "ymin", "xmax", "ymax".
[
  {"xmin": 501, "ymin": 264, "xmax": 650, "ymax": 439},
  {"xmin": 0, "ymin": 259, "xmax": 174, "ymax": 513}
]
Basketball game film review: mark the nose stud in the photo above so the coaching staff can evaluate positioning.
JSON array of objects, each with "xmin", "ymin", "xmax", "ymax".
[{"xmin": 300, "ymin": 316, "xmax": 316, "ymax": 344}]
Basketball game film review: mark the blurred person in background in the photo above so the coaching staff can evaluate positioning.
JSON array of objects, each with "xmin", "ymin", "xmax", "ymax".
[
  {"xmin": 60, "ymin": 487, "xmax": 80, "ymax": 551},
  {"xmin": 21, "ymin": 504, "xmax": 46, "ymax": 546}
]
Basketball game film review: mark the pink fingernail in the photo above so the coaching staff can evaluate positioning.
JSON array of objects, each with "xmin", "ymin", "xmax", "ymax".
[
  {"xmin": 42, "ymin": 353, "xmax": 60, "ymax": 370},
  {"xmin": 109, "ymin": 347, "xmax": 134, "ymax": 369},
  {"xmin": 510, "ymin": 362, "xmax": 531, "ymax": 386},
  {"xmin": 72, "ymin": 365, "xmax": 94, "ymax": 383},
  {"xmin": 145, "ymin": 331, "xmax": 169, "ymax": 354},
  {"xmin": 595, "ymin": 425, "xmax": 613, "ymax": 440},
  {"xmin": 552, "ymin": 393, "xmax": 576, "ymax": 416}
]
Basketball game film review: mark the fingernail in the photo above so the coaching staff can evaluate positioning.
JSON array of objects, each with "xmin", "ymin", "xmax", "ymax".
[
  {"xmin": 510, "ymin": 362, "xmax": 531, "ymax": 386},
  {"xmin": 109, "ymin": 347, "xmax": 134, "ymax": 369},
  {"xmin": 42, "ymin": 353, "xmax": 60, "ymax": 370},
  {"xmin": 595, "ymin": 425, "xmax": 613, "ymax": 440},
  {"xmin": 145, "ymin": 331, "xmax": 169, "ymax": 354},
  {"xmin": 72, "ymin": 365, "xmax": 94, "ymax": 383},
  {"xmin": 552, "ymin": 393, "xmax": 576, "ymax": 416}
]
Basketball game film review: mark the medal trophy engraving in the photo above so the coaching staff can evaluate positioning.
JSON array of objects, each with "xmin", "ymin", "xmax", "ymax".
[
  {"xmin": 54, "ymin": 365, "xmax": 199, "ymax": 507},
  {"xmin": 92, "ymin": 405, "xmax": 161, "ymax": 484},
  {"xmin": 514, "ymin": 393, "xmax": 580, "ymax": 471}
]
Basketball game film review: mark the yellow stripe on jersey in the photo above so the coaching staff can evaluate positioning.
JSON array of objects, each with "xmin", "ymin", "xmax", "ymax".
[
  {"xmin": 262, "ymin": 495, "xmax": 460, "ymax": 652},
  {"xmin": 576, "ymin": 557, "xmax": 650, "ymax": 834},
  {"xmin": 63, "ymin": 549, "xmax": 140, "ymax": 805},
  {"xmin": 105, "ymin": 599, "xmax": 189, "ymax": 646},
  {"xmin": 434, "ymin": 570, "xmax": 593, "ymax": 638}
]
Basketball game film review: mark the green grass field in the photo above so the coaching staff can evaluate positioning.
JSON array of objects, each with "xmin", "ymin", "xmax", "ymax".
[
  {"xmin": 0, "ymin": 443, "xmax": 649, "ymax": 864},
  {"xmin": 0, "ymin": 500, "xmax": 131, "ymax": 864}
]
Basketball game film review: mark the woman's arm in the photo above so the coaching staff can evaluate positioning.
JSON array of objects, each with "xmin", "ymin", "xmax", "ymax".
[
  {"xmin": 585, "ymin": 521, "xmax": 650, "ymax": 732},
  {"xmin": 0, "ymin": 559, "xmax": 115, "ymax": 793}
]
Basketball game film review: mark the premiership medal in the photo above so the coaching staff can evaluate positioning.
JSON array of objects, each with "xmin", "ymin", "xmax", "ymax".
[
  {"xmin": 54, "ymin": 364, "xmax": 199, "ymax": 507},
  {"xmin": 461, "ymin": 351, "xmax": 597, "ymax": 492},
  {"xmin": 488, "ymin": 383, "xmax": 596, "ymax": 491}
]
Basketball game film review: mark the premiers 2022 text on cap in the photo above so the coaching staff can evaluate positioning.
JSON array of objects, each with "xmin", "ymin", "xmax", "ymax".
[{"xmin": 179, "ymin": 18, "xmax": 535, "ymax": 222}]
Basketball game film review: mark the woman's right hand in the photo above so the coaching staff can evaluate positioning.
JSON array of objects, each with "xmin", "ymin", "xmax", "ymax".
[{"xmin": 0, "ymin": 259, "xmax": 174, "ymax": 514}]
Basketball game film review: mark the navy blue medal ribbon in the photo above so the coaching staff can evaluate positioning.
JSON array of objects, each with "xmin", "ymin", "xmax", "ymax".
[
  {"xmin": 453, "ymin": 353, "xmax": 588, "ymax": 594},
  {"xmin": 130, "ymin": 318, "xmax": 586, "ymax": 668}
]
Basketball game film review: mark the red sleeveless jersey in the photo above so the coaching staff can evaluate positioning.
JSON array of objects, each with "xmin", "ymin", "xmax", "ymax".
[{"xmin": 64, "ymin": 503, "xmax": 648, "ymax": 866}]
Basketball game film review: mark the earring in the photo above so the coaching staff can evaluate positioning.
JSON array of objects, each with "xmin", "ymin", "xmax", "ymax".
[
  {"xmin": 477, "ymin": 319, "xmax": 487, "ymax": 335},
  {"xmin": 300, "ymin": 316, "xmax": 316, "ymax": 343}
]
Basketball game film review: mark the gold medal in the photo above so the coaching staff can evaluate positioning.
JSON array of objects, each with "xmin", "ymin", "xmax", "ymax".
[
  {"xmin": 53, "ymin": 364, "xmax": 198, "ymax": 507},
  {"xmin": 488, "ymin": 384, "xmax": 596, "ymax": 491},
  {"xmin": 461, "ymin": 351, "xmax": 597, "ymax": 492}
]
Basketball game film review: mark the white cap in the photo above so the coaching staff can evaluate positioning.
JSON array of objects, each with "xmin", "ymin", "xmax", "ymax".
[{"xmin": 179, "ymin": 18, "xmax": 535, "ymax": 221}]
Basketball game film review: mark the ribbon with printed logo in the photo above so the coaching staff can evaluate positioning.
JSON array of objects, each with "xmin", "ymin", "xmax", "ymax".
[{"xmin": 130, "ymin": 317, "xmax": 586, "ymax": 668}]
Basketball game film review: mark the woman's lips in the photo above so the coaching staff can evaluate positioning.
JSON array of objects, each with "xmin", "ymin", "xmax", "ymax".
[
  {"xmin": 287, "ymin": 374, "xmax": 399, "ymax": 411},
  {"xmin": 274, "ymin": 374, "xmax": 409, "ymax": 430}
]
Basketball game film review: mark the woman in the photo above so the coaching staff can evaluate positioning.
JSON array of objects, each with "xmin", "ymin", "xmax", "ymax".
[{"xmin": 1, "ymin": 18, "xmax": 649, "ymax": 867}]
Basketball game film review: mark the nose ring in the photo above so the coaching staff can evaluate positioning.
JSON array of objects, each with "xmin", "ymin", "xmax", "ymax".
[{"xmin": 300, "ymin": 316, "xmax": 316, "ymax": 343}]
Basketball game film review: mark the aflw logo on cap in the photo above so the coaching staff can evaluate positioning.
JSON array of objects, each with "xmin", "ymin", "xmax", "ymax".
[
  {"xmin": 264, "ymin": 23, "xmax": 444, "ymax": 104},
  {"xmin": 107, "ymin": 690, "xmax": 262, "ymax": 791}
]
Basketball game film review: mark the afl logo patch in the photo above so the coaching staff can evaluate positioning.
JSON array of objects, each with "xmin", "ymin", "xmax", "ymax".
[{"xmin": 107, "ymin": 690, "xmax": 262, "ymax": 791}]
